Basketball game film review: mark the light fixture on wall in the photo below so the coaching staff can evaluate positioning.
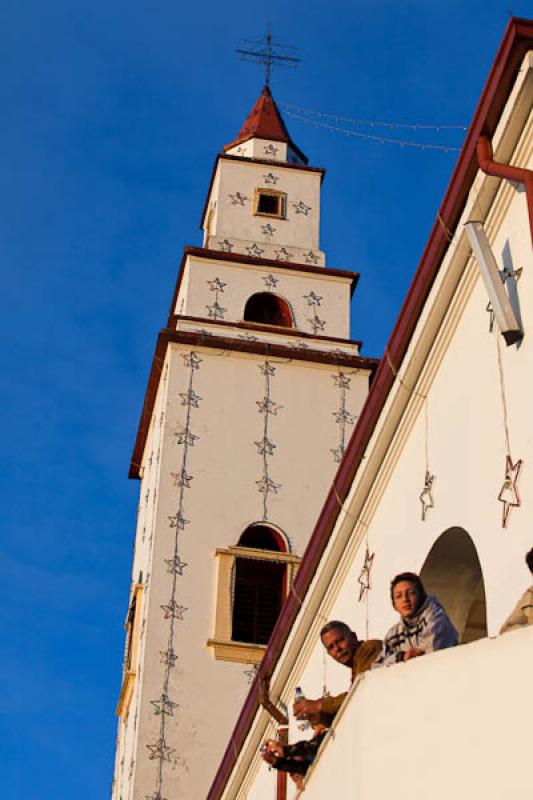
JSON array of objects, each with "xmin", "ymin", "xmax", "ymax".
[{"xmin": 464, "ymin": 221, "xmax": 522, "ymax": 346}]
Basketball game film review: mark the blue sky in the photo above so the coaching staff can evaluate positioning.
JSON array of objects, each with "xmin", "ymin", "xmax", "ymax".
[{"xmin": 0, "ymin": 1, "xmax": 529, "ymax": 797}]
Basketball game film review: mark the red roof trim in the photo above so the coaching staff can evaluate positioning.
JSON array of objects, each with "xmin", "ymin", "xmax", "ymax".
[
  {"xmin": 129, "ymin": 330, "xmax": 377, "ymax": 478},
  {"xmin": 206, "ymin": 17, "xmax": 533, "ymax": 800}
]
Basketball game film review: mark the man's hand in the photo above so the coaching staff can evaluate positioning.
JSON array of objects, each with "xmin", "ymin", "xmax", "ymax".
[
  {"xmin": 403, "ymin": 647, "xmax": 424, "ymax": 661},
  {"xmin": 293, "ymin": 697, "xmax": 322, "ymax": 720},
  {"xmin": 261, "ymin": 739, "xmax": 283, "ymax": 765}
]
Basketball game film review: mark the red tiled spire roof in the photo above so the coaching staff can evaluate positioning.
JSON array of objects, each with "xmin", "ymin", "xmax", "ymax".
[{"xmin": 224, "ymin": 85, "xmax": 308, "ymax": 164}]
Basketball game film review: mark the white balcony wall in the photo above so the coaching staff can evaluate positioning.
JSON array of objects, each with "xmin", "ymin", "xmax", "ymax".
[{"xmin": 300, "ymin": 627, "xmax": 533, "ymax": 800}]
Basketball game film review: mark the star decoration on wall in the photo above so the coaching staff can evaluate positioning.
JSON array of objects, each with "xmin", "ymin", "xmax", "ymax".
[
  {"xmin": 256, "ymin": 476, "xmax": 281, "ymax": 494},
  {"xmin": 419, "ymin": 471, "xmax": 435, "ymax": 521},
  {"xmin": 296, "ymin": 341, "xmax": 310, "ymax": 350},
  {"xmin": 256, "ymin": 397, "xmax": 282, "ymax": 415},
  {"xmin": 304, "ymin": 250, "xmax": 319, "ymax": 264},
  {"xmin": 275, "ymin": 247, "xmax": 292, "ymax": 261},
  {"xmin": 236, "ymin": 145, "xmax": 247, "ymax": 156},
  {"xmin": 175, "ymin": 429, "xmax": 199, "ymax": 447},
  {"xmin": 244, "ymin": 663, "xmax": 260, "ymax": 683},
  {"xmin": 246, "ymin": 243, "xmax": 265, "ymax": 258},
  {"xmin": 293, "ymin": 201, "xmax": 311, "ymax": 215},
  {"xmin": 333, "ymin": 408, "xmax": 356, "ymax": 425},
  {"xmin": 261, "ymin": 223, "xmax": 276, "ymax": 237},
  {"xmin": 151, "ymin": 693, "xmax": 178, "ymax": 716},
  {"xmin": 160, "ymin": 600, "xmax": 188, "ymax": 620},
  {"xmin": 208, "ymin": 277, "xmax": 227, "ymax": 292},
  {"xmin": 331, "ymin": 446, "xmax": 345, "ymax": 463},
  {"xmin": 304, "ymin": 291, "xmax": 323, "ymax": 306},
  {"xmin": 259, "ymin": 361, "xmax": 276, "ymax": 376},
  {"xmin": 238, "ymin": 332, "xmax": 259, "ymax": 341},
  {"xmin": 255, "ymin": 436, "xmax": 276, "ymax": 455},
  {"xmin": 333, "ymin": 372, "xmax": 351, "ymax": 389},
  {"xmin": 179, "ymin": 389, "xmax": 202, "ymax": 408},
  {"xmin": 171, "ymin": 468, "xmax": 193, "ymax": 488},
  {"xmin": 309, "ymin": 315, "xmax": 326, "ymax": 333},
  {"xmin": 228, "ymin": 191, "xmax": 248, "ymax": 205},
  {"xmin": 182, "ymin": 351, "xmax": 202, "ymax": 369},
  {"xmin": 262, "ymin": 274, "xmax": 279, "ymax": 290},
  {"xmin": 357, "ymin": 546, "xmax": 375, "ymax": 601},
  {"xmin": 264, "ymin": 143, "xmax": 279, "ymax": 156},
  {"xmin": 165, "ymin": 555, "xmax": 188, "ymax": 575},
  {"xmin": 498, "ymin": 455, "xmax": 523, "ymax": 528},
  {"xmin": 168, "ymin": 511, "xmax": 190, "ymax": 530},
  {"xmin": 159, "ymin": 649, "xmax": 178, "ymax": 667},
  {"xmin": 206, "ymin": 301, "xmax": 227, "ymax": 320},
  {"xmin": 263, "ymin": 172, "xmax": 279, "ymax": 185},
  {"xmin": 128, "ymin": 758, "xmax": 135, "ymax": 780},
  {"xmin": 146, "ymin": 739, "xmax": 175, "ymax": 762},
  {"xmin": 218, "ymin": 239, "xmax": 233, "ymax": 252},
  {"xmin": 500, "ymin": 265, "xmax": 523, "ymax": 283}
]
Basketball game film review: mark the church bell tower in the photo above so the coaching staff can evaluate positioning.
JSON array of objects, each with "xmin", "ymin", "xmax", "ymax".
[{"xmin": 112, "ymin": 85, "xmax": 376, "ymax": 800}]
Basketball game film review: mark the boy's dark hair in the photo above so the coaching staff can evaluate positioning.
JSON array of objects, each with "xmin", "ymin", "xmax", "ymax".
[
  {"xmin": 390, "ymin": 572, "xmax": 427, "ymax": 608},
  {"xmin": 526, "ymin": 548, "xmax": 533, "ymax": 574},
  {"xmin": 319, "ymin": 620, "xmax": 355, "ymax": 642}
]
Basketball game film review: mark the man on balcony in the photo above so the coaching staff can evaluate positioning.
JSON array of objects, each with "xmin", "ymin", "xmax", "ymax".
[{"xmin": 293, "ymin": 621, "xmax": 382, "ymax": 725}]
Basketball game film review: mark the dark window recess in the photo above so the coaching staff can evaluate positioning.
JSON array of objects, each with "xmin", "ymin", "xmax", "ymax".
[
  {"xmin": 232, "ymin": 557, "xmax": 285, "ymax": 644},
  {"xmin": 238, "ymin": 524, "xmax": 283, "ymax": 551},
  {"xmin": 124, "ymin": 596, "xmax": 137, "ymax": 670},
  {"xmin": 257, "ymin": 193, "xmax": 281, "ymax": 215},
  {"xmin": 244, "ymin": 292, "xmax": 293, "ymax": 328}
]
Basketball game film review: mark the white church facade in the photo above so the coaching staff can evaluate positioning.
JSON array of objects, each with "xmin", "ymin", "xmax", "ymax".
[
  {"xmin": 206, "ymin": 17, "xmax": 533, "ymax": 800},
  {"xmin": 112, "ymin": 86, "xmax": 377, "ymax": 799}
]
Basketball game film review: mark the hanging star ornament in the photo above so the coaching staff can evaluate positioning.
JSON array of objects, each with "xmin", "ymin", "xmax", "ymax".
[
  {"xmin": 150, "ymin": 693, "xmax": 178, "ymax": 716},
  {"xmin": 498, "ymin": 455, "xmax": 523, "ymax": 528},
  {"xmin": 357, "ymin": 546, "xmax": 375, "ymax": 601},
  {"xmin": 160, "ymin": 600, "xmax": 188, "ymax": 620},
  {"xmin": 165, "ymin": 555, "xmax": 188, "ymax": 575},
  {"xmin": 419, "ymin": 471, "xmax": 435, "ymax": 521},
  {"xmin": 146, "ymin": 739, "xmax": 175, "ymax": 762},
  {"xmin": 244, "ymin": 664, "xmax": 260, "ymax": 684}
]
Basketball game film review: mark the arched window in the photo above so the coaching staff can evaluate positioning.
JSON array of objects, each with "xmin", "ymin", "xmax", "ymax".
[
  {"xmin": 209, "ymin": 525, "xmax": 300, "ymax": 662},
  {"xmin": 231, "ymin": 524, "xmax": 287, "ymax": 645},
  {"xmin": 243, "ymin": 293, "xmax": 293, "ymax": 328}
]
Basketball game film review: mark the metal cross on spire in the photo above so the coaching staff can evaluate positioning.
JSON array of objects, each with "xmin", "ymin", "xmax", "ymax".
[{"xmin": 237, "ymin": 23, "xmax": 300, "ymax": 86}]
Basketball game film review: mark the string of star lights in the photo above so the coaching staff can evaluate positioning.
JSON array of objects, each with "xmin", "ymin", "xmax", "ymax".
[
  {"xmin": 146, "ymin": 350, "xmax": 203, "ymax": 800},
  {"xmin": 331, "ymin": 370, "xmax": 357, "ymax": 464},
  {"xmin": 255, "ymin": 360, "xmax": 283, "ymax": 520},
  {"xmin": 280, "ymin": 103, "xmax": 466, "ymax": 153}
]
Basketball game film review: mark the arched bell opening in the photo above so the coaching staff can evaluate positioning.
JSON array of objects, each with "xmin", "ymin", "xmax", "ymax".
[
  {"xmin": 420, "ymin": 527, "xmax": 487, "ymax": 644},
  {"xmin": 243, "ymin": 292, "xmax": 294, "ymax": 328}
]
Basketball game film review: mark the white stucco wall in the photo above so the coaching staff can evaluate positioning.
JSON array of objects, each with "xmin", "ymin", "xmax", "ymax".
[{"xmin": 175, "ymin": 253, "xmax": 353, "ymax": 339}]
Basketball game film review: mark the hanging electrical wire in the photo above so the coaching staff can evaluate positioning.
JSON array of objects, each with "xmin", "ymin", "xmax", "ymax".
[
  {"xmin": 281, "ymin": 103, "xmax": 465, "ymax": 153},
  {"xmin": 280, "ymin": 102, "xmax": 467, "ymax": 132}
]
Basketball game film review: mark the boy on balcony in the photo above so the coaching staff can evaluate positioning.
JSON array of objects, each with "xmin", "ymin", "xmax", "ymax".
[{"xmin": 500, "ymin": 547, "xmax": 533, "ymax": 633}]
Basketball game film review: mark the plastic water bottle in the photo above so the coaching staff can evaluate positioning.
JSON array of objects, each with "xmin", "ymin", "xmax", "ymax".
[{"xmin": 294, "ymin": 685, "xmax": 310, "ymax": 731}]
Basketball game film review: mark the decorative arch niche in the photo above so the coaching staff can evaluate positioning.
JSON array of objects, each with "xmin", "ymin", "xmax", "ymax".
[
  {"xmin": 243, "ymin": 292, "xmax": 293, "ymax": 328},
  {"xmin": 420, "ymin": 527, "xmax": 487, "ymax": 644}
]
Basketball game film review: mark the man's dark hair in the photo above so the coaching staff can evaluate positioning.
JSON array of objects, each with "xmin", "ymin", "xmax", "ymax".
[
  {"xmin": 526, "ymin": 547, "xmax": 533, "ymax": 574},
  {"xmin": 319, "ymin": 620, "xmax": 355, "ymax": 642},
  {"xmin": 390, "ymin": 572, "xmax": 427, "ymax": 608}
]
